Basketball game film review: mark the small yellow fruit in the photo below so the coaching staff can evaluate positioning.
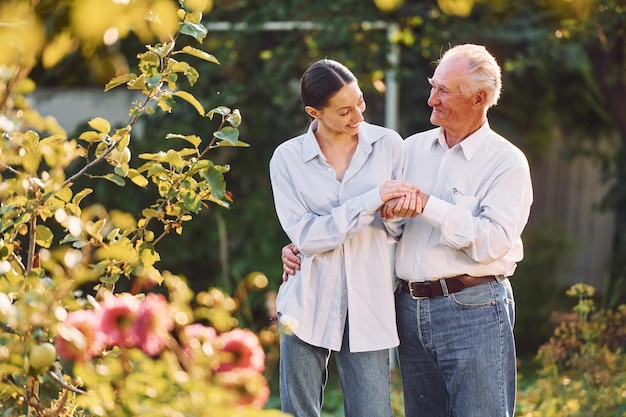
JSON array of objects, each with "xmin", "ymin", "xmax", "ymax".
[
  {"xmin": 108, "ymin": 147, "xmax": 131, "ymax": 165},
  {"xmin": 437, "ymin": 0, "xmax": 475, "ymax": 17},
  {"xmin": 374, "ymin": 0, "xmax": 404, "ymax": 13},
  {"xmin": 29, "ymin": 342, "xmax": 57, "ymax": 371}
]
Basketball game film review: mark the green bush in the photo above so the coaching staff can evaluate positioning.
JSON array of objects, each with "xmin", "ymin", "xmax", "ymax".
[
  {"xmin": 0, "ymin": 1, "xmax": 286, "ymax": 416},
  {"xmin": 517, "ymin": 283, "xmax": 626, "ymax": 417}
]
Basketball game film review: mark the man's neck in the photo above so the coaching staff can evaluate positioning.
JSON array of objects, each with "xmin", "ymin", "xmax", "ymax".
[{"xmin": 444, "ymin": 117, "xmax": 486, "ymax": 147}]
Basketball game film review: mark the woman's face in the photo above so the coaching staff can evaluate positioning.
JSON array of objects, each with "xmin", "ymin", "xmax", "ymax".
[{"xmin": 312, "ymin": 81, "xmax": 366, "ymax": 136}]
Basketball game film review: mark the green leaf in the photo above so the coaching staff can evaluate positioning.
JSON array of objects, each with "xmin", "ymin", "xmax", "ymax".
[
  {"xmin": 35, "ymin": 225, "xmax": 54, "ymax": 248},
  {"xmin": 206, "ymin": 106, "xmax": 231, "ymax": 119},
  {"xmin": 174, "ymin": 91, "xmax": 205, "ymax": 116},
  {"xmin": 183, "ymin": 66, "xmax": 199, "ymax": 86},
  {"xmin": 213, "ymin": 126, "xmax": 239, "ymax": 144},
  {"xmin": 157, "ymin": 95, "xmax": 175, "ymax": 113},
  {"xmin": 166, "ymin": 133, "xmax": 202, "ymax": 148},
  {"xmin": 182, "ymin": 192, "xmax": 202, "ymax": 214},
  {"xmin": 178, "ymin": 21, "xmax": 208, "ymax": 42},
  {"xmin": 178, "ymin": 46, "xmax": 220, "ymax": 64},
  {"xmin": 98, "ymin": 174, "xmax": 126, "ymax": 186},
  {"xmin": 201, "ymin": 169, "xmax": 226, "ymax": 200},
  {"xmin": 104, "ymin": 73, "xmax": 137, "ymax": 92},
  {"xmin": 114, "ymin": 164, "xmax": 129, "ymax": 177},
  {"xmin": 145, "ymin": 73, "xmax": 162, "ymax": 89}
]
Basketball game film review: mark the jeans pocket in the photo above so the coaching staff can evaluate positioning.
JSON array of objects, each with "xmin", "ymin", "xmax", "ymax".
[{"xmin": 450, "ymin": 283, "xmax": 496, "ymax": 308}]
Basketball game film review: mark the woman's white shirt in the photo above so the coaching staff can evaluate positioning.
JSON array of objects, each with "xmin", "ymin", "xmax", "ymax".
[{"xmin": 269, "ymin": 121, "xmax": 404, "ymax": 352}]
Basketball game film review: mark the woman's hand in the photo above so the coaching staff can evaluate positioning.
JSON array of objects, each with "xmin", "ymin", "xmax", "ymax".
[
  {"xmin": 381, "ymin": 191, "xmax": 426, "ymax": 219},
  {"xmin": 379, "ymin": 180, "xmax": 421, "ymax": 203},
  {"xmin": 281, "ymin": 243, "xmax": 301, "ymax": 281}
]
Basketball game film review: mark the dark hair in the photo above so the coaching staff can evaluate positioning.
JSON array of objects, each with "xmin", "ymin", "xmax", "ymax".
[{"xmin": 300, "ymin": 59, "xmax": 356, "ymax": 109}]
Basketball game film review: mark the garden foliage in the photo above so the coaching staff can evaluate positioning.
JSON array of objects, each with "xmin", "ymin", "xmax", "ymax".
[
  {"xmin": 0, "ymin": 0, "xmax": 286, "ymax": 415},
  {"xmin": 517, "ymin": 283, "xmax": 626, "ymax": 417}
]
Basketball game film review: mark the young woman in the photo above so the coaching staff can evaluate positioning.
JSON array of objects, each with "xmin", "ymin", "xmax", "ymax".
[{"xmin": 269, "ymin": 59, "xmax": 418, "ymax": 417}]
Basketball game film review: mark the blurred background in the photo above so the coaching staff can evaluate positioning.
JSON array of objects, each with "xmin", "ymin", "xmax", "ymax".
[{"xmin": 14, "ymin": 0, "xmax": 626, "ymax": 365}]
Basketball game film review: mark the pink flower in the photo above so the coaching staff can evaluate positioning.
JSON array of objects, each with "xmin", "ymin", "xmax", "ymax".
[
  {"xmin": 215, "ymin": 328, "xmax": 265, "ymax": 373},
  {"xmin": 180, "ymin": 323, "xmax": 218, "ymax": 358},
  {"xmin": 214, "ymin": 369, "xmax": 270, "ymax": 408},
  {"xmin": 182, "ymin": 323, "xmax": 218, "ymax": 343},
  {"xmin": 56, "ymin": 309, "xmax": 106, "ymax": 363},
  {"xmin": 132, "ymin": 293, "xmax": 174, "ymax": 355},
  {"xmin": 99, "ymin": 293, "xmax": 141, "ymax": 348}
]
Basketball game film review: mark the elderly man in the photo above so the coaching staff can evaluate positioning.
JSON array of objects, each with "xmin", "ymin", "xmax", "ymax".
[{"xmin": 281, "ymin": 44, "xmax": 533, "ymax": 417}]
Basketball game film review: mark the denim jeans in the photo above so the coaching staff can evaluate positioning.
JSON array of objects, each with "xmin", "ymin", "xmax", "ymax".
[
  {"xmin": 395, "ymin": 277, "xmax": 516, "ymax": 417},
  {"xmin": 279, "ymin": 318, "xmax": 393, "ymax": 417}
]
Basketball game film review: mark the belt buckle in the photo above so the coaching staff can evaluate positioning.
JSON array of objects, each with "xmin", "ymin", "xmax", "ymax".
[{"xmin": 408, "ymin": 282, "xmax": 429, "ymax": 300}]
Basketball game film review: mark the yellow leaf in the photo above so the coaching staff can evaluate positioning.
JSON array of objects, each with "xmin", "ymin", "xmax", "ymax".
[
  {"xmin": 35, "ymin": 225, "xmax": 54, "ymax": 248},
  {"xmin": 88, "ymin": 117, "xmax": 111, "ymax": 134},
  {"xmin": 179, "ymin": 45, "xmax": 220, "ymax": 64},
  {"xmin": 173, "ymin": 91, "xmax": 205, "ymax": 116},
  {"xmin": 140, "ymin": 247, "xmax": 160, "ymax": 267},
  {"xmin": 42, "ymin": 31, "xmax": 77, "ymax": 69},
  {"xmin": 104, "ymin": 73, "xmax": 137, "ymax": 92}
]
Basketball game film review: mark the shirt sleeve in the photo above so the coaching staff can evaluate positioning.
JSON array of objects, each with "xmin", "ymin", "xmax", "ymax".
[
  {"xmin": 269, "ymin": 152, "xmax": 384, "ymax": 256},
  {"xmin": 421, "ymin": 157, "xmax": 533, "ymax": 264},
  {"xmin": 381, "ymin": 135, "xmax": 409, "ymax": 239}
]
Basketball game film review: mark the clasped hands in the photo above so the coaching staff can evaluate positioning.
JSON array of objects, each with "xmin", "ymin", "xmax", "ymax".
[
  {"xmin": 379, "ymin": 180, "xmax": 425, "ymax": 220},
  {"xmin": 280, "ymin": 180, "xmax": 426, "ymax": 281}
]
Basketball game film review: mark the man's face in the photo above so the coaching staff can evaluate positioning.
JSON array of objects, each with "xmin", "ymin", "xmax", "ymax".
[{"xmin": 426, "ymin": 57, "xmax": 475, "ymax": 131}]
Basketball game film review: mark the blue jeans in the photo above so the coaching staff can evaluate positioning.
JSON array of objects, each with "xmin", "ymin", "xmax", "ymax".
[
  {"xmin": 395, "ymin": 277, "xmax": 516, "ymax": 417},
  {"xmin": 279, "ymin": 318, "xmax": 393, "ymax": 417}
]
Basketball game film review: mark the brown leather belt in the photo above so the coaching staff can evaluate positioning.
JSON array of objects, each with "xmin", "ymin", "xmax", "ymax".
[{"xmin": 397, "ymin": 275, "xmax": 497, "ymax": 299}]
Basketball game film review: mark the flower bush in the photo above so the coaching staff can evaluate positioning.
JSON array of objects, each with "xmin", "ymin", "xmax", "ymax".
[
  {"xmin": 516, "ymin": 283, "xmax": 626, "ymax": 416},
  {"xmin": 0, "ymin": 0, "xmax": 287, "ymax": 415}
]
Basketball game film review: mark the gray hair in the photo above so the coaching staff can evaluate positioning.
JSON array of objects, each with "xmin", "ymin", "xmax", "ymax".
[{"xmin": 439, "ymin": 44, "xmax": 502, "ymax": 107}]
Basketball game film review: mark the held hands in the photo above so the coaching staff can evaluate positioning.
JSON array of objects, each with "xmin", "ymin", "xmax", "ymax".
[
  {"xmin": 379, "ymin": 180, "xmax": 420, "ymax": 203},
  {"xmin": 381, "ymin": 187, "xmax": 428, "ymax": 220},
  {"xmin": 280, "ymin": 181, "xmax": 423, "ymax": 281},
  {"xmin": 281, "ymin": 243, "xmax": 301, "ymax": 281}
]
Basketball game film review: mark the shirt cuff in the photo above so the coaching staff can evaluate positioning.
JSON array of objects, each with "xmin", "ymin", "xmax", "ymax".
[
  {"xmin": 362, "ymin": 187, "xmax": 384, "ymax": 214},
  {"xmin": 421, "ymin": 195, "xmax": 451, "ymax": 226}
]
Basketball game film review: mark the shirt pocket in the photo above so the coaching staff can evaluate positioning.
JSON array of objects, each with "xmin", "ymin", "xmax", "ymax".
[{"xmin": 453, "ymin": 195, "xmax": 480, "ymax": 216}]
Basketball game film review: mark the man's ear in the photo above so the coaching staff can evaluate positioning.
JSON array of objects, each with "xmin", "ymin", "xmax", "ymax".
[
  {"xmin": 305, "ymin": 105, "xmax": 319, "ymax": 119},
  {"xmin": 475, "ymin": 90, "xmax": 487, "ymax": 106}
]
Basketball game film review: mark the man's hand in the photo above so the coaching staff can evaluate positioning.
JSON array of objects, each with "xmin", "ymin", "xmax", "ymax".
[
  {"xmin": 281, "ymin": 243, "xmax": 301, "ymax": 281},
  {"xmin": 381, "ymin": 191, "xmax": 427, "ymax": 219}
]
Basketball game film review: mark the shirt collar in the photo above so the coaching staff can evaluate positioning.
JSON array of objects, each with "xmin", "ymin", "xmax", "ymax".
[
  {"xmin": 434, "ymin": 120, "xmax": 491, "ymax": 161},
  {"xmin": 302, "ymin": 120, "xmax": 381, "ymax": 162}
]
